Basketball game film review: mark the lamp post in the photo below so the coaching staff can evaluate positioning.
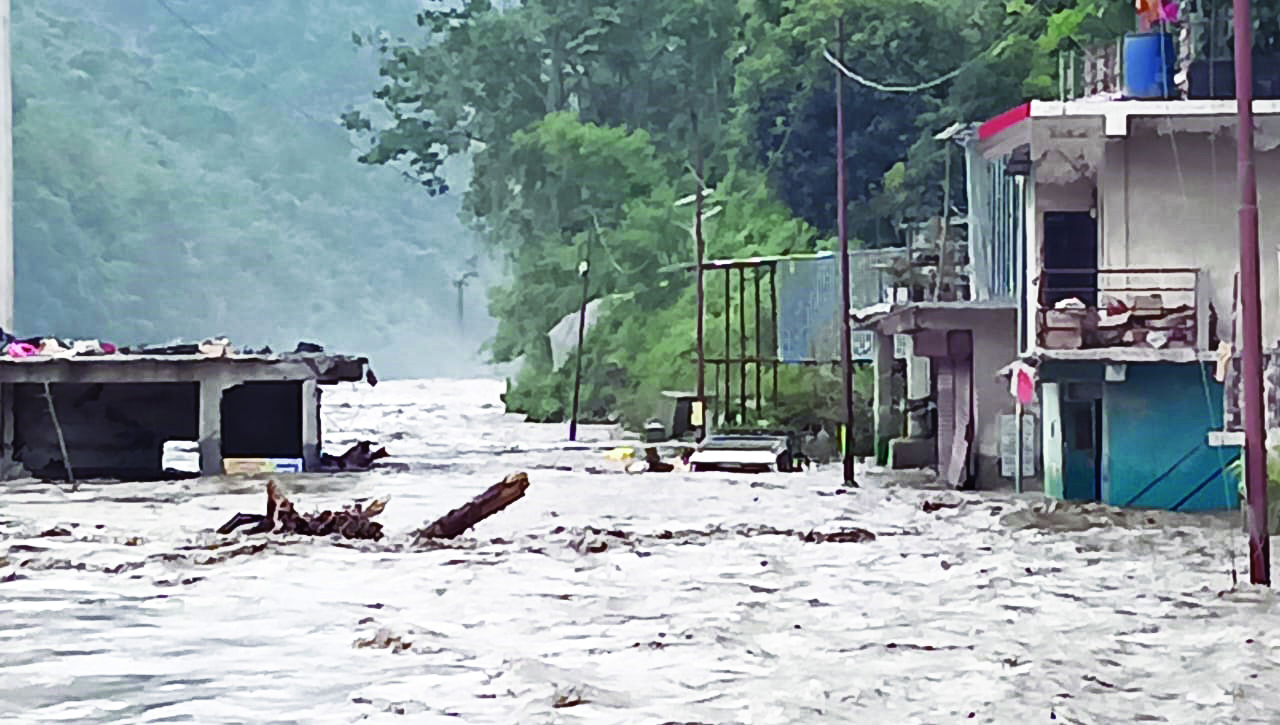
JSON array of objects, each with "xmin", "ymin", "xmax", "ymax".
[{"xmin": 568, "ymin": 257, "xmax": 590, "ymax": 442}]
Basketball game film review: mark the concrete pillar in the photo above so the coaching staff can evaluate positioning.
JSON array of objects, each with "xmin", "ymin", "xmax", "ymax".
[
  {"xmin": 199, "ymin": 379, "xmax": 228, "ymax": 477},
  {"xmin": 905, "ymin": 339, "xmax": 932, "ymax": 439},
  {"xmin": 872, "ymin": 332, "xmax": 895, "ymax": 464},
  {"xmin": 0, "ymin": 0, "xmax": 13, "ymax": 332},
  {"xmin": 301, "ymin": 379, "xmax": 320, "ymax": 471},
  {"xmin": 0, "ymin": 383, "xmax": 12, "ymax": 475}
]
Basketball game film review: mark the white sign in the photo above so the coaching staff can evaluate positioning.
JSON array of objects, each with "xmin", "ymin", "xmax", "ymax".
[
  {"xmin": 999, "ymin": 414, "xmax": 1037, "ymax": 477},
  {"xmin": 851, "ymin": 331, "xmax": 875, "ymax": 361},
  {"xmin": 894, "ymin": 334, "xmax": 911, "ymax": 360}
]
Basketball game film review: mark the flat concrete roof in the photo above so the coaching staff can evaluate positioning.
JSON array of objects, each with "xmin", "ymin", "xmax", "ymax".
[
  {"xmin": 977, "ymin": 98, "xmax": 1280, "ymax": 159},
  {"xmin": 852, "ymin": 300, "xmax": 1018, "ymax": 334},
  {"xmin": 0, "ymin": 353, "xmax": 368, "ymax": 385}
]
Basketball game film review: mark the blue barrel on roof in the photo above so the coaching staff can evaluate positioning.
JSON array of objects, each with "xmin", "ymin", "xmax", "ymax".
[{"xmin": 1123, "ymin": 32, "xmax": 1176, "ymax": 99}]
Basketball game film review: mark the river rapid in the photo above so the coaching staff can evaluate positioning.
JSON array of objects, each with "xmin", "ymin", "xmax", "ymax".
[{"xmin": 1, "ymin": 378, "xmax": 1278, "ymax": 724}]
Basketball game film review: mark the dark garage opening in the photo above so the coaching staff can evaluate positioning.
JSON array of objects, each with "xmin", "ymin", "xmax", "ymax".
[
  {"xmin": 12, "ymin": 382, "xmax": 199, "ymax": 481},
  {"xmin": 220, "ymin": 381, "xmax": 303, "ymax": 460}
]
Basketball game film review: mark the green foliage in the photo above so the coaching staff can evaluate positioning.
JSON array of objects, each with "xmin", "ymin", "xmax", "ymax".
[
  {"xmin": 13, "ymin": 0, "xmax": 488, "ymax": 377},
  {"xmin": 350, "ymin": 0, "xmax": 1127, "ymax": 426}
]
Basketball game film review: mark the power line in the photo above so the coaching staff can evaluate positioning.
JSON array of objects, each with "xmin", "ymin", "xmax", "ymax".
[
  {"xmin": 822, "ymin": 19, "xmax": 1030, "ymax": 94},
  {"xmin": 823, "ymin": 49, "xmax": 970, "ymax": 93}
]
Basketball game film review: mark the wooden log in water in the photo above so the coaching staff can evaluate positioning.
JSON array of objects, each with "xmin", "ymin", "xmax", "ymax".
[
  {"xmin": 412, "ymin": 472, "xmax": 530, "ymax": 544},
  {"xmin": 217, "ymin": 473, "xmax": 530, "ymax": 544},
  {"xmin": 217, "ymin": 480, "xmax": 389, "ymax": 541}
]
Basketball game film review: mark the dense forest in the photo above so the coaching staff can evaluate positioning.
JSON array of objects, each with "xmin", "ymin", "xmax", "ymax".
[
  {"xmin": 346, "ymin": 0, "xmax": 1147, "ymax": 432},
  {"xmin": 12, "ymin": 0, "xmax": 494, "ymax": 377}
]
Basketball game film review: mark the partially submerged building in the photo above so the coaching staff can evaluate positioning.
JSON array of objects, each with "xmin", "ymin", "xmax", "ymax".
[
  {"xmin": 974, "ymin": 95, "xmax": 1280, "ymax": 510},
  {"xmin": 0, "ymin": 346, "xmax": 368, "ymax": 481},
  {"xmin": 853, "ymin": 127, "xmax": 1025, "ymax": 491}
]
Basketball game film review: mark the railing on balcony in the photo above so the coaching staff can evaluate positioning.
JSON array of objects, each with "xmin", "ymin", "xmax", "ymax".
[
  {"xmin": 1037, "ymin": 267, "xmax": 1209, "ymax": 352},
  {"xmin": 1056, "ymin": 9, "xmax": 1233, "ymax": 101}
]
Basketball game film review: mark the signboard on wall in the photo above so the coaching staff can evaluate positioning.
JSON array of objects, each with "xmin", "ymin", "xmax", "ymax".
[
  {"xmin": 999, "ymin": 413, "xmax": 1037, "ymax": 477},
  {"xmin": 851, "ymin": 330, "xmax": 875, "ymax": 361},
  {"xmin": 894, "ymin": 334, "xmax": 910, "ymax": 359}
]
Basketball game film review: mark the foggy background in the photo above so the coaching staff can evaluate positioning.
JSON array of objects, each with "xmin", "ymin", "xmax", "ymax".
[{"xmin": 11, "ymin": 0, "xmax": 498, "ymax": 379}]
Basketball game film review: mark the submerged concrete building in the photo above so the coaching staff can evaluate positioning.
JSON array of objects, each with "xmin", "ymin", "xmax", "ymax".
[{"xmin": 0, "ymin": 351, "xmax": 368, "ymax": 480}]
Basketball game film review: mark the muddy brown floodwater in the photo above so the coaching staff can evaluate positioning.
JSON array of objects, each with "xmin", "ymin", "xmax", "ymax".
[{"xmin": 2, "ymin": 379, "xmax": 1279, "ymax": 724}]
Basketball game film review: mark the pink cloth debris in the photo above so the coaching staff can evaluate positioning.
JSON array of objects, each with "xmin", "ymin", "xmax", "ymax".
[
  {"xmin": 1009, "ymin": 363, "xmax": 1037, "ymax": 405},
  {"xmin": 101, "ymin": 342, "xmax": 117, "ymax": 354},
  {"xmin": 6, "ymin": 342, "xmax": 39, "ymax": 358}
]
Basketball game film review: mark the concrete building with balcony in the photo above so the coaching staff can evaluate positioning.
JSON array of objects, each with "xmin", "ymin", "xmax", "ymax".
[
  {"xmin": 972, "ymin": 97, "xmax": 1280, "ymax": 511},
  {"xmin": 852, "ymin": 126, "xmax": 1027, "ymax": 492}
]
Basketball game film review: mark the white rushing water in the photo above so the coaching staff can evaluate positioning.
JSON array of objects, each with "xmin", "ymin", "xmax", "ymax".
[{"xmin": 2, "ymin": 378, "xmax": 1279, "ymax": 724}]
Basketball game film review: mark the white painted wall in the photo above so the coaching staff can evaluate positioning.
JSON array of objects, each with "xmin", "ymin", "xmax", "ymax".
[
  {"xmin": 1034, "ymin": 127, "xmax": 1280, "ymax": 346},
  {"xmin": 1111, "ymin": 131, "xmax": 1277, "ymax": 343}
]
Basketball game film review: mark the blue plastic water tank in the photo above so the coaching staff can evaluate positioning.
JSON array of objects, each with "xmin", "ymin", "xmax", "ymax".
[{"xmin": 1123, "ymin": 32, "xmax": 1176, "ymax": 99}]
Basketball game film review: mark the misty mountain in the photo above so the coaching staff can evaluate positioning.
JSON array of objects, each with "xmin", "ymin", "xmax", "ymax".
[{"xmin": 11, "ymin": 0, "xmax": 493, "ymax": 377}]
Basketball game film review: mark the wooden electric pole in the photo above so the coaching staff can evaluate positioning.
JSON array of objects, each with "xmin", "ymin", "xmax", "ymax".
[
  {"xmin": 1235, "ymin": 0, "xmax": 1270, "ymax": 585},
  {"xmin": 835, "ymin": 18, "xmax": 857, "ymax": 488}
]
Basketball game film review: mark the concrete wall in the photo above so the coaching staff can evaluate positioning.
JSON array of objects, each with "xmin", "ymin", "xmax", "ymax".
[
  {"xmin": 900, "ymin": 307, "xmax": 1019, "ymax": 490},
  {"xmin": 1038, "ymin": 130, "xmax": 1280, "ymax": 345},
  {"xmin": 1110, "ymin": 131, "xmax": 1271, "ymax": 342},
  {"xmin": 971, "ymin": 311, "xmax": 1019, "ymax": 488}
]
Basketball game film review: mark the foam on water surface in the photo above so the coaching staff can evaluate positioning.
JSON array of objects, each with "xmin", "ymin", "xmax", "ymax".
[{"xmin": 1, "ymin": 378, "xmax": 1278, "ymax": 723}]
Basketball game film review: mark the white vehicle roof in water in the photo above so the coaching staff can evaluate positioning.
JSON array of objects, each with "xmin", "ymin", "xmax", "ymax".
[{"xmin": 688, "ymin": 449, "xmax": 781, "ymax": 466}]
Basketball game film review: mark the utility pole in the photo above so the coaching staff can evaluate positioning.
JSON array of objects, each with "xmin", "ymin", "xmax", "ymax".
[
  {"xmin": 1235, "ymin": 0, "xmax": 1270, "ymax": 585},
  {"xmin": 453, "ymin": 277, "xmax": 467, "ymax": 329},
  {"xmin": 568, "ymin": 243, "xmax": 591, "ymax": 442},
  {"xmin": 693, "ymin": 112, "xmax": 707, "ymax": 441},
  {"xmin": 1, "ymin": 0, "xmax": 13, "ymax": 332},
  {"xmin": 835, "ymin": 18, "xmax": 857, "ymax": 488}
]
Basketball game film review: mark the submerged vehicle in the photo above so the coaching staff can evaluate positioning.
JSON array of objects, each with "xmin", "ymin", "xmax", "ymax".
[{"xmin": 688, "ymin": 434, "xmax": 803, "ymax": 474}]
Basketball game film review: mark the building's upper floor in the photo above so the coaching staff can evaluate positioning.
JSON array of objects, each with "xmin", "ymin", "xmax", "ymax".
[{"xmin": 975, "ymin": 97, "xmax": 1280, "ymax": 361}]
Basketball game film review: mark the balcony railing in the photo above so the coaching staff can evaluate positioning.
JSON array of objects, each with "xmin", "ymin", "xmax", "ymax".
[
  {"xmin": 1037, "ymin": 267, "xmax": 1210, "ymax": 352},
  {"xmin": 1057, "ymin": 12, "xmax": 1229, "ymax": 101}
]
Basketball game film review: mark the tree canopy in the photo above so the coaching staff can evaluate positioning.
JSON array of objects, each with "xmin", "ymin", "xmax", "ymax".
[
  {"xmin": 13, "ymin": 0, "xmax": 490, "ymax": 376},
  {"xmin": 343, "ymin": 0, "xmax": 1164, "ymax": 428}
]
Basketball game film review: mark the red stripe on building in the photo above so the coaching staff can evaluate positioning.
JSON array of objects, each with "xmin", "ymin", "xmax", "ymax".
[{"xmin": 977, "ymin": 103, "xmax": 1031, "ymax": 141}]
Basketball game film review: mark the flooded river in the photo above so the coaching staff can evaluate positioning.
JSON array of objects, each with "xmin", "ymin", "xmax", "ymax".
[{"xmin": 2, "ymin": 378, "xmax": 1279, "ymax": 724}]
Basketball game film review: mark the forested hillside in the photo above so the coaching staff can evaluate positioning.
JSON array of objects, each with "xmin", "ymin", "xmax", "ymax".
[
  {"xmin": 12, "ymin": 0, "xmax": 493, "ymax": 377},
  {"xmin": 348, "ymin": 0, "xmax": 1135, "ymax": 428}
]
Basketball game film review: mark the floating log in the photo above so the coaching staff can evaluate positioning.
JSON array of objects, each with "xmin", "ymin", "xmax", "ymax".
[
  {"xmin": 412, "ymin": 472, "xmax": 530, "ymax": 544},
  {"xmin": 217, "ymin": 480, "xmax": 389, "ymax": 541},
  {"xmin": 216, "ymin": 472, "xmax": 531, "ymax": 544}
]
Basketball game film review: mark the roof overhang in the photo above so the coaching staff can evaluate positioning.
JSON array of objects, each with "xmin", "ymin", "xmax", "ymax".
[
  {"xmin": 977, "ymin": 99, "xmax": 1280, "ymax": 166},
  {"xmin": 851, "ymin": 301, "xmax": 1017, "ymax": 336}
]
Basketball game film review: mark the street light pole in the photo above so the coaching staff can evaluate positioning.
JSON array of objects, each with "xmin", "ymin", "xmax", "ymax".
[
  {"xmin": 835, "ymin": 18, "xmax": 857, "ymax": 488},
  {"xmin": 1235, "ymin": 0, "xmax": 1270, "ymax": 585},
  {"xmin": 693, "ymin": 113, "xmax": 707, "ymax": 441},
  {"xmin": 568, "ymin": 255, "xmax": 590, "ymax": 443}
]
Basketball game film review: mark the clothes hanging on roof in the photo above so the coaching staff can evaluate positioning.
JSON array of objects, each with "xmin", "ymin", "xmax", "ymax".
[{"xmin": 6, "ymin": 342, "xmax": 38, "ymax": 358}]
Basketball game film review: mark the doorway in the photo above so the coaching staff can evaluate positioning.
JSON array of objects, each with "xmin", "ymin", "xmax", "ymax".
[
  {"xmin": 1061, "ymin": 383, "xmax": 1103, "ymax": 501},
  {"xmin": 1042, "ymin": 211, "xmax": 1099, "ymax": 308}
]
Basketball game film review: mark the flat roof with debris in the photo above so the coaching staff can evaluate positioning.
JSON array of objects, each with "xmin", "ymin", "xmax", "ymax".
[{"xmin": 0, "ymin": 351, "xmax": 368, "ymax": 384}]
